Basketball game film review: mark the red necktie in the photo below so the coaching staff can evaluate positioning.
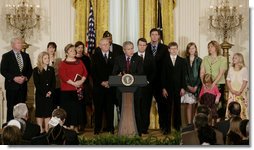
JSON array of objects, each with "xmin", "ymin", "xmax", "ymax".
[{"xmin": 126, "ymin": 57, "xmax": 130, "ymax": 73}]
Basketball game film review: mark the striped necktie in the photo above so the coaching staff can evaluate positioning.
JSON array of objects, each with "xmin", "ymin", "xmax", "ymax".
[
  {"xmin": 16, "ymin": 52, "xmax": 23, "ymax": 72},
  {"xmin": 152, "ymin": 46, "xmax": 157, "ymax": 56}
]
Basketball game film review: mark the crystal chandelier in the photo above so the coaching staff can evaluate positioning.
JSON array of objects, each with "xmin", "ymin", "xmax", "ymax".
[
  {"xmin": 5, "ymin": 0, "xmax": 40, "ymax": 48},
  {"xmin": 209, "ymin": 0, "xmax": 243, "ymax": 43}
]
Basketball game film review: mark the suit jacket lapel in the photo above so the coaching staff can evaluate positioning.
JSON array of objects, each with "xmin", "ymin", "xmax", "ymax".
[{"xmin": 11, "ymin": 50, "xmax": 21, "ymax": 72}]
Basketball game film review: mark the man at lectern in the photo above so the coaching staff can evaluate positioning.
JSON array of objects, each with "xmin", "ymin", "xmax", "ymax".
[{"xmin": 112, "ymin": 41, "xmax": 144, "ymax": 135}]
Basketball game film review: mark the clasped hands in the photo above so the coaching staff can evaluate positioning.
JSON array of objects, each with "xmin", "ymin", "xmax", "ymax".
[{"xmin": 13, "ymin": 76, "xmax": 27, "ymax": 84}]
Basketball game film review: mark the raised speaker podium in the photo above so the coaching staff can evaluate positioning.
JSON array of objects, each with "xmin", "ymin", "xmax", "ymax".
[{"xmin": 109, "ymin": 74, "xmax": 147, "ymax": 136}]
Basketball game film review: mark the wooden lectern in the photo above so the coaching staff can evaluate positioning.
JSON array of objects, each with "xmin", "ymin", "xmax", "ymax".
[{"xmin": 109, "ymin": 75, "xmax": 147, "ymax": 136}]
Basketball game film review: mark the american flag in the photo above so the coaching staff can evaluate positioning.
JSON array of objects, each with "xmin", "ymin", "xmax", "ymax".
[{"xmin": 87, "ymin": 0, "xmax": 96, "ymax": 54}]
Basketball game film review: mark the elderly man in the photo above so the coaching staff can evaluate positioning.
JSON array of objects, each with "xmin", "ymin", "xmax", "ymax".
[
  {"xmin": 13, "ymin": 103, "xmax": 40, "ymax": 141},
  {"xmin": 1, "ymin": 37, "xmax": 33, "ymax": 122}
]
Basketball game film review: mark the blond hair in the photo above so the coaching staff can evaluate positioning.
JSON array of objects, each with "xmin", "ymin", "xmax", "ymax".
[
  {"xmin": 203, "ymin": 74, "xmax": 213, "ymax": 84},
  {"xmin": 232, "ymin": 53, "xmax": 245, "ymax": 69},
  {"xmin": 37, "ymin": 51, "xmax": 49, "ymax": 73}
]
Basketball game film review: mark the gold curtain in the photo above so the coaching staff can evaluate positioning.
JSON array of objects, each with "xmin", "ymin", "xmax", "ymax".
[
  {"xmin": 139, "ymin": 0, "xmax": 176, "ymax": 45},
  {"xmin": 72, "ymin": 0, "xmax": 109, "ymax": 46}
]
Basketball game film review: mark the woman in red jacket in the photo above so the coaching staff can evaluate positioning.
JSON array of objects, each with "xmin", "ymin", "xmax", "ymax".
[{"xmin": 59, "ymin": 44, "xmax": 87, "ymax": 133}]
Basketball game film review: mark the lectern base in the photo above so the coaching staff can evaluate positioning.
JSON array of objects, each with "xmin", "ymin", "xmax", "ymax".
[{"xmin": 118, "ymin": 92, "xmax": 138, "ymax": 136}]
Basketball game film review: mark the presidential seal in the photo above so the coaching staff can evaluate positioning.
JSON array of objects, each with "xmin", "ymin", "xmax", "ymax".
[{"xmin": 121, "ymin": 74, "xmax": 134, "ymax": 86}]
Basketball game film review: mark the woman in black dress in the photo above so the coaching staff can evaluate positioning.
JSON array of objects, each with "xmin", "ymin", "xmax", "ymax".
[{"xmin": 33, "ymin": 51, "xmax": 56, "ymax": 133}]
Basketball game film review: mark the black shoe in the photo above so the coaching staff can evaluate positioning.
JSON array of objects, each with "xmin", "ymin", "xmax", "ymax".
[
  {"xmin": 142, "ymin": 130, "xmax": 148, "ymax": 134},
  {"xmin": 163, "ymin": 129, "xmax": 170, "ymax": 135},
  {"xmin": 94, "ymin": 131, "xmax": 99, "ymax": 135},
  {"xmin": 109, "ymin": 130, "xmax": 114, "ymax": 134}
]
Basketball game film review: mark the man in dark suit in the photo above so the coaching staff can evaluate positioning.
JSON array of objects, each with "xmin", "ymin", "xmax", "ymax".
[
  {"xmin": 112, "ymin": 41, "xmax": 143, "ymax": 135},
  {"xmin": 12, "ymin": 103, "xmax": 40, "ymax": 141},
  {"xmin": 161, "ymin": 42, "xmax": 187, "ymax": 134},
  {"xmin": 145, "ymin": 28, "xmax": 168, "ymax": 132},
  {"xmin": 94, "ymin": 31, "xmax": 124, "ymax": 111},
  {"xmin": 1, "ymin": 37, "xmax": 33, "ymax": 122},
  {"xmin": 133, "ymin": 38, "xmax": 156, "ymax": 134},
  {"xmin": 91, "ymin": 38, "xmax": 115, "ymax": 135}
]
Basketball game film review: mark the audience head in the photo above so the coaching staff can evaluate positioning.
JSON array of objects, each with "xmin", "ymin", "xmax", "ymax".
[
  {"xmin": 185, "ymin": 42, "xmax": 198, "ymax": 57},
  {"xmin": 239, "ymin": 119, "xmax": 249, "ymax": 138},
  {"xmin": 123, "ymin": 41, "xmax": 134, "ymax": 57},
  {"xmin": 193, "ymin": 113, "xmax": 208, "ymax": 129},
  {"xmin": 197, "ymin": 105, "xmax": 210, "ymax": 116},
  {"xmin": 137, "ymin": 38, "xmax": 147, "ymax": 53},
  {"xmin": 47, "ymin": 42, "xmax": 57, "ymax": 56},
  {"xmin": 198, "ymin": 126, "xmax": 216, "ymax": 145},
  {"xmin": 11, "ymin": 37, "xmax": 23, "ymax": 51},
  {"xmin": 52, "ymin": 108, "xmax": 67, "ymax": 121},
  {"xmin": 149, "ymin": 28, "xmax": 160, "ymax": 43},
  {"xmin": 64, "ymin": 44, "xmax": 76, "ymax": 58},
  {"xmin": 228, "ymin": 101, "xmax": 241, "ymax": 118},
  {"xmin": 99, "ymin": 38, "xmax": 110, "ymax": 53},
  {"xmin": 208, "ymin": 40, "xmax": 221, "ymax": 56},
  {"xmin": 75, "ymin": 41, "xmax": 85, "ymax": 56},
  {"xmin": 1, "ymin": 125, "xmax": 22, "ymax": 145},
  {"xmin": 232, "ymin": 53, "xmax": 245, "ymax": 69},
  {"xmin": 168, "ymin": 42, "xmax": 179, "ymax": 56},
  {"xmin": 7, "ymin": 119, "xmax": 26, "ymax": 134},
  {"xmin": 13, "ymin": 103, "xmax": 28, "ymax": 120},
  {"xmin": 103, "ymin": 31, "xmax": 113, "ymax": 44}
]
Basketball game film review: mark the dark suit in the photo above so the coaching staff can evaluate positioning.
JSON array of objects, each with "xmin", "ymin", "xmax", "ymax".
[
  {"xmin": 112, "ymin": 54, "xmax": 144, "ymax": 135},
  {"xmin": 145, "ymin": 43, "xmax": 168, "ymax": 130},
  {"xmin": 91, "ymin": 50, "xmax": 115, "ymax": 133},
  {"xmin": 214, "ymin": 119, "xmax": 230, "ymax": 143},
  {"xmin": 161, "ymin": 55, "xmax": 187, "ymax": 132},
  {"xmin": 21, "ymin": 118, "xmax": 41, "ymax": 141},
  {"xmin": 112, "ymin": 54, "xmax": 143, "ymax": 75},
  {"xmin": 133, "ymin": 52, "xmax": 156, "ymax": 133},
  {"xmin": 94, "ymin": 43, "xmax": 124, "ymax": 107},
  {"xmin": 31, "ymin": 127, "xmax": 79, "ymax": 145},
  {"xmin": 0, "ymin": 50, "xmax": 33, "ymax": 121}
]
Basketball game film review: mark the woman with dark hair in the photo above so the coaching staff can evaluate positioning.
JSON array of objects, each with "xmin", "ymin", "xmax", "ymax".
[
  {"xmin": 59, "ymin": 44, "xmax": 88, "ymax": 133},
  {"xmin": 75, "ymin": 41, "xmax": 92, "ymax": 131},
  {"xmin": 47, "ymin": 42, "xmax": 62, "ymax": 108},
  {"xmin": 181, "ymin": 42, "xmax": 202, "ymax": 125},
  {"xmin": 200, "ymin": 41, "xmax": 227, "ymax": 120}
]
